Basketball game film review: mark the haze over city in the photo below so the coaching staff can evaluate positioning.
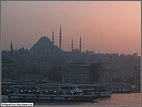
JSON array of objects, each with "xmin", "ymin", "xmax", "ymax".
[{"xmin": 2, "ymin": 1, "xmax": 141, "ymax": 55}]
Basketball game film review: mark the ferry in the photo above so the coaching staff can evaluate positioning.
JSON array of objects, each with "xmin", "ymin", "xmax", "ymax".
[
  {"xmin": 76, "ymin": 85, "xmax": 111, "ymax": 97},
  {"xmin": 97, "ymin": 87, "xmax": 111, "ymax": 97},
  {"xmin": 8, "ymin": 85, "xmax": 99, "ymax": 102},
  {"xmin": 81, "ymin": 88, "xmax": 111, "ymax": 97}
]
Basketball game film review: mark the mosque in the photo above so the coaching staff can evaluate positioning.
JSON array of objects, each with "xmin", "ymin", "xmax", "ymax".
[{"xmin": 10, "ymin": 26, "xmax": 82, "ymax": 54}]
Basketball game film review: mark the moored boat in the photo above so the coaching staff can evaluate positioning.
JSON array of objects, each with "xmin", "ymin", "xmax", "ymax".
[
  {"xmin": 97, "ymin": 87, "xmax": 111, "ymax": 97},
  {"xmin": 8, "ymin": 85, "xmax": 99, "ymax": 102}
]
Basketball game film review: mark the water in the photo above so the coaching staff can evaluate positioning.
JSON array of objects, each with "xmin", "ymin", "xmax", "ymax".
[
  {"xmin": 36, "ymin": 93, "xmax": 141, "ymax": 106},
  {"xmin": 91, "ymin": 93, "xmax": 141, "ymax": 106}
]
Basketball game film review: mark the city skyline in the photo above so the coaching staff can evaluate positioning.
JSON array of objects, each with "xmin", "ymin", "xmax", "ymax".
[{"xmin": 2, "ymin": 1, "xmax": 141, "ymax": 55}]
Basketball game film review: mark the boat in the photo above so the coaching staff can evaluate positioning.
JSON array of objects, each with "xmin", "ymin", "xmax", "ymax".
[
  {"xmin": 8, "ymin": 85, "xmax": 99, "ymax": 102},
  {"xmin": 97, "ymin": 87, "xmax": 111, "ymax": 97},
  {"xmin": 80, "ymin": 87, "xmax": 111, "ymax": 97}
]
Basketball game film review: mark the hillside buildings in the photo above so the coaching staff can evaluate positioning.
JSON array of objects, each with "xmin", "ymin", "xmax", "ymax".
[{"xmin": 2, "ymin": 26, "xmax": 140, "ymax": 86}]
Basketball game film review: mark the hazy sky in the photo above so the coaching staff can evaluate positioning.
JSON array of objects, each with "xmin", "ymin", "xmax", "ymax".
[{"xmin": 2, "ymin": 1, "xmax": 141, "ymax": 55}]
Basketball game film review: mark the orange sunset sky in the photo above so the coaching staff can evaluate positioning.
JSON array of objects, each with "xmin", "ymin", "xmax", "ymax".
[{"xmin": 1, "ymin": 1, "xmax": 141, "ymax": 55}]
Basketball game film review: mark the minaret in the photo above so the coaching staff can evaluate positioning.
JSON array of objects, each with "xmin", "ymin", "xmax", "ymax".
[
  {"xmin": 10, "ymin": 41, "xmax": 13, "ymax": 56},
  {"xmin": 59, "ymin": 26, "xmax": 62, "ymax": 50},
  {"xmin": 10, "ymin": 41, "xmax": 13, "ymax": 52},
  {"xmin": 52, "ymin": 30, "xmax": 54, "ymax": 44},
  {"xmin": 71, "ymin": 39, "xmax": 73, "ymax": 52},
  {"xmin": 79, "ymin": 36, "xmax": 81, "ymax": 52}
]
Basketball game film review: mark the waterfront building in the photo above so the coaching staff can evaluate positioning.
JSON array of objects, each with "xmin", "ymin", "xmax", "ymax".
[
  {"xmin": 62, "ymin": 62, "xmax": 113, "ymax": 84},
  {"xmin": 62, "ymin": 63, "xmax": 90, "ymax": 84}
]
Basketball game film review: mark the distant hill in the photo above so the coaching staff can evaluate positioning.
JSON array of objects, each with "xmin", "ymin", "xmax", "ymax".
[{"xmin": 30, "ymin": 36, "xmax": 62, "ymax": 56}]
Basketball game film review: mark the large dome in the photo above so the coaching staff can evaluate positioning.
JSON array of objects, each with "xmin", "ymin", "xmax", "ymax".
[{"xmin": 30, "ymin": 36, "xmax": 61, "ymax": 56}]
